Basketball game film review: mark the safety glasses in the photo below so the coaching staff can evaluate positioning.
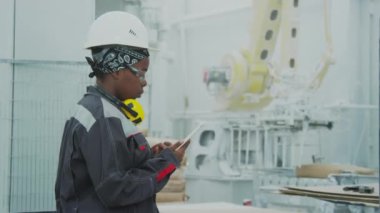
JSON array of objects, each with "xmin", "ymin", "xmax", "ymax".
[{"xmin": 125, "ymin": 64, "xmax": 146, "ymax": 82}]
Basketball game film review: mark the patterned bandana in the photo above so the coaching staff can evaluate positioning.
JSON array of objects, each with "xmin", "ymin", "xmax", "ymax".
[{"xmin": 86, "ymin": 46, "xmax": 150, "ymax": 78}]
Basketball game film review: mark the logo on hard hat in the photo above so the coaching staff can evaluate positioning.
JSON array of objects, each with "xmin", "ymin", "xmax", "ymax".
[{"xmin": 129, "ymin": 29, "xmax": 136, "ymax": 36}]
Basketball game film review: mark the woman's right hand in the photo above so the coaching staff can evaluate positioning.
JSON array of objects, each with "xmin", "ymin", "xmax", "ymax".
[{"xmin": 169, "ymin": 140, "xmax": 190, "ymax": 163}]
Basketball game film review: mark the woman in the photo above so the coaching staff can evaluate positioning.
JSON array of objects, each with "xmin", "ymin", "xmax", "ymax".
[{"xmin": 55, "ymin": 11, "xmax": 188, "ymax": 213}]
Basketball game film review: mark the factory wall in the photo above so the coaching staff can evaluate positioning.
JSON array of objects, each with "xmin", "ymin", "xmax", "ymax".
[
  {"xmin": 1, "ymin": 0, "xmax": 94, "ymax": 211},
  {"xmin": 309, "ymin": 0, "xmax": 380, "ymax": 167},
  {"xmin": 0, "ymin": 0, "xmax": 15, "ymax": 211}
]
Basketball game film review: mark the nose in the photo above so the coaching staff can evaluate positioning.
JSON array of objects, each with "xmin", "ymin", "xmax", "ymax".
[{"xmin": 141, "ymin": 79, "xmax": 147, "ymax": 87}]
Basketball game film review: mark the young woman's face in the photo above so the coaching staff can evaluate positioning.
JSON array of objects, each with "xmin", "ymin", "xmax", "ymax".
[{"xmin": 114, "ymin": 57, "xmax": 149, "ymax": 100}]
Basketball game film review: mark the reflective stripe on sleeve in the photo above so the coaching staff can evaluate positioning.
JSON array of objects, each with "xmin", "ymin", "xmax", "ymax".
[
  {"xmin": 74, "ymin": 105, "xmax": 96, "ymax": 131},
  {"xmin": 156, "ymin": 163, "xmax": 176, "ymax": 182}
]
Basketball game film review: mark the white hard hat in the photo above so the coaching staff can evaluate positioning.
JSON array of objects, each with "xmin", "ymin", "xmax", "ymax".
[{"xmin": 84, "ymin": 11, "xmax": 149, "ymax": 49}]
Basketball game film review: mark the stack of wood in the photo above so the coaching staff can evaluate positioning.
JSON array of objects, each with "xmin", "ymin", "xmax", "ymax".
[
  {"xmin": 145, "ymin": 137, "xmax": 188, "ymax": 203},
  {"xmin": 279, "ymin": 183, "xmax": 379, "ymax": 207},
  {"xmin": 295, "ymin": 163, "xmax": 376, "ymax": 178}
]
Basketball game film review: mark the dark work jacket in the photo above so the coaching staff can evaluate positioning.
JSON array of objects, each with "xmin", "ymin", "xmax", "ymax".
[{"xmin": 55, "ymin": 86, "xmax": 179, "ymax": 213}]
